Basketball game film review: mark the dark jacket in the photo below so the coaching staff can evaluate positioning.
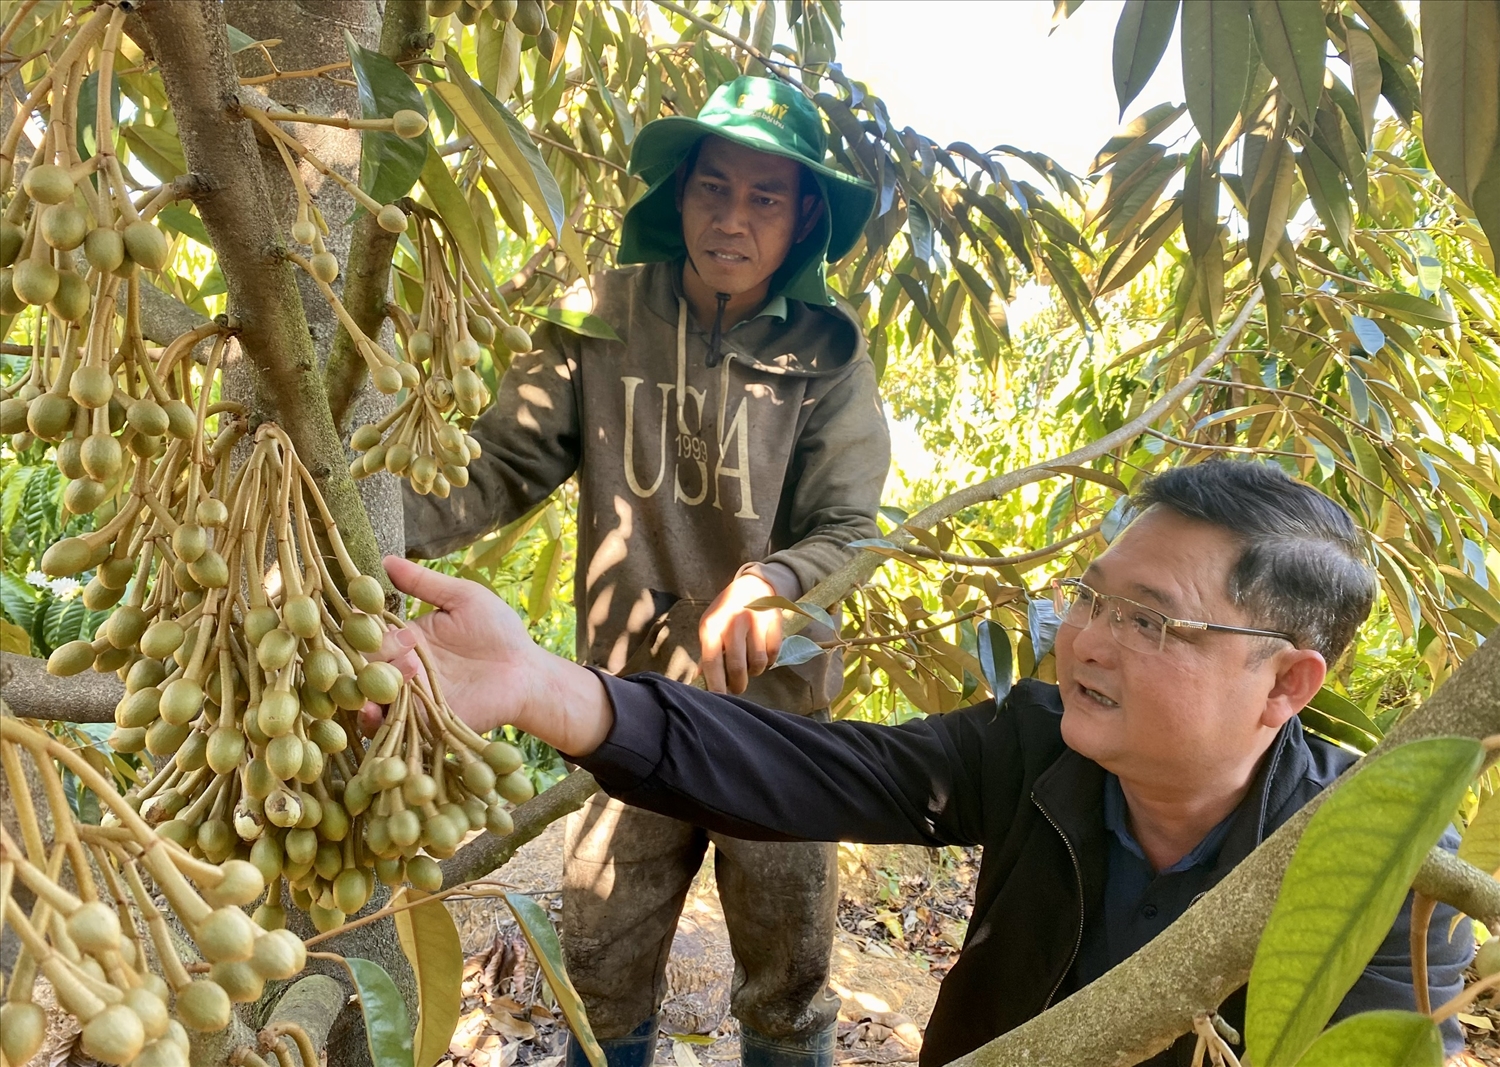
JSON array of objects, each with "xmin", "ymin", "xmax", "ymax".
[
  {"xmin": 405, "ymin": 261, "xmax": 890, "ymax": 713},
  {"xmin": 577, "ymin": 674, "xmax": 1469, "ymax": 1066}
]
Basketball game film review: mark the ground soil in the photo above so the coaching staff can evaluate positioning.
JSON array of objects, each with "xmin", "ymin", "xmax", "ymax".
[{"xmin": 440, "ymin": 822, "xmax": 972, "ymax": 1067}]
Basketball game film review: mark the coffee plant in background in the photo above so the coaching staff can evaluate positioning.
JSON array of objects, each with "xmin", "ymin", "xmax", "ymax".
[{"xmin": 2, "ymin": 1, "xmax": 1500, "ymax": 1066}]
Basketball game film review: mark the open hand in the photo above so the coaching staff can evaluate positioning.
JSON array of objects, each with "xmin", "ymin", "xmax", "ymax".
[
  {"xmin": 698, "ymin": 572, "xmax": 783, "ymax": 694},
  {"xmin": 359, "ymin": 557, "xmax": 539, "ymax": 735},
  {"xmin": 360, "ymin": 557, "xmax": 612, "ymax": 755}
]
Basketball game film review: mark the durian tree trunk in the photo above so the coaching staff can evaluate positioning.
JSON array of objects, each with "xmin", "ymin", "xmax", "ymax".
[{"xmin": 124, "ymin": 3, "xmax": 424, "ymax": 1063}]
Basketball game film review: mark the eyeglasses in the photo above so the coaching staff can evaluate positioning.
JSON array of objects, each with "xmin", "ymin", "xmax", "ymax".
[{"xmin": 1050, "ymin": 578, "xmax": 1297, "ymax": 656}]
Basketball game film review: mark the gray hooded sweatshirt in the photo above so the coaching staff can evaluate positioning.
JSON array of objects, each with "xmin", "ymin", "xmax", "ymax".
[{"xmin": 405, "ymin": 260, "xmax": 890, "ymax": 713}]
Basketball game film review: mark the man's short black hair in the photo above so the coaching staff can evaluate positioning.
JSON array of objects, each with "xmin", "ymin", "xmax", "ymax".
[{"xmin": 1129, "ymin": 460, "xmax": 1377, "ymax": 663}]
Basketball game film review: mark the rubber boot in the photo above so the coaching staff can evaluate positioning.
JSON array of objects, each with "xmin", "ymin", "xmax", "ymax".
[
  {"xmin": 565, "ymin": 1013, "xmax": 659, "ymax": 1067},
  {"xmin": 739, "ymin": 1023, "xmax": 837, "ymax": 1067}
]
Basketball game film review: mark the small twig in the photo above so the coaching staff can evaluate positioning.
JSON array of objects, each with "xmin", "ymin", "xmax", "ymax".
[
  {"xmin": 838, "ymin": 604, "xmax": 993, "ymax": 649},
  {"xmin": 302, "ymin": 878, "xmax": 493, "ymax": 947},
  {"xmin": 1295, "ymin": 256, "xmax": 1379, "ymax": 290},
  {"xmin": 1411, "ymin": 892, "xmax": 1437, "ymax": 1014},
  {"xmin": 239, "ymin": 60, "xmax": 349, "ymax": 86},
  {"xmin": 1433, "ymin": 969, "xmax": 1500, "ymax": 1024},
  {"xmin": 498, "ymin": 243, "xmax": 558, "ymax": 298},
  {"xmin": 1142, "ymin": 428, "xmax": 1303, "ymax": 459},
  {"xmin": 901, "ymin": 523, "xmax": 1103, "ymax": 568},
  {"xmin": 532, "ymin": 130, "xmax": 628, "ymax": 174}
]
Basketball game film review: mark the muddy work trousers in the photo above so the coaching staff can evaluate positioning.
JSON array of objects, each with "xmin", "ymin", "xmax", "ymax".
[{"xmin": 563, "ymin": 792, "xmax": 841, "ymax": 1040}]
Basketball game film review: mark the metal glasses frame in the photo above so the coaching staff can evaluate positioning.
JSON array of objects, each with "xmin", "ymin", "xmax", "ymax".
[{"xmin": 1050, "ymin": 578, "xmax": 1298, "ymax": 654}]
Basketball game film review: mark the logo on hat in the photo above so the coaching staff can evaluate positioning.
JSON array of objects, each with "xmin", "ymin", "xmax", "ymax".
[{"xmin": 739, "ymin": 95, "xmax": 789, "ymax": 128}]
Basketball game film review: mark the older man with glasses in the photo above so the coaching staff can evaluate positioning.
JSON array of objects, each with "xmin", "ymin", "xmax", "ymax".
[{"xmin": 365, "ymin": 460, "xmax": 1470, "ymax": 1067}]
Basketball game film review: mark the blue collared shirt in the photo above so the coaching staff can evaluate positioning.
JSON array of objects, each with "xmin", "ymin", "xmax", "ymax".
[{"xmin": 1076, "ymin": 774, "xmax": 1236, "ymax": 983}]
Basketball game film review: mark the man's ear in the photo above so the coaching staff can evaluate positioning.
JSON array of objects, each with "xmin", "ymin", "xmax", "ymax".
[
  {"xmin": 795, "ymin": 193, "xmax": 825, "ymax": 243},
  {"xmin": 1261, "ymin": 648, "xmax": 1327, "ymax": 730},
  {"xmin": 674, "ymin": 162, "xmax": 691, "ymax": 213}
]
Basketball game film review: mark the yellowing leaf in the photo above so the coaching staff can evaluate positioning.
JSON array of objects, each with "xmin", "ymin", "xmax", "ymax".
[
  {"xmin": 0, "ymin": 618, "xmax": 32, "ymax": 655},
  {"xmin": 506, "ymin": 893, "xmax": 606, "ymax": 1067},
  {"xmin": 528, "ymin": 539, "xmax": 562, "ymax": 622},
  {"xmin": 1460, "ymin": 789, "xmax": 1500, "ymax": 877},
  {"xmin": 394, "ymin": 889, "xmax": 463, "ymax": 1067}
]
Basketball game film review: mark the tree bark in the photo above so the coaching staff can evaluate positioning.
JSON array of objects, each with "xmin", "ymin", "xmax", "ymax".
[
  {"xmin": 0, "ymin": 651, "xmax": 121, "ymax": 723},
  {"xmin": 129, "ymin": 7, "xmax": 421, "ymax": 1064},
  {"xmin": 956, "ymin": 628, "xmax": 1500, "ymax": 1067},
  {"xmin": 132, "ymin": 0, "xmax": 384, "ymax": 580},
  {"xmin": 226, "ymin": 0, "xmax": 415, "ymax": 572},
  {"xmin": 263, "ymin": 975, "xmax": 345, "ymax": 1066}
]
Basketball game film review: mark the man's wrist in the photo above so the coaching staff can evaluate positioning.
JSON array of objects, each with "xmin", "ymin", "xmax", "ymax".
[
  {"xmin": 737, "ymin": 561, "xmax": 801, "ymax": 601},
  {"xmin": 520, "ymin": 650, "xmax": 613, "ymax": 757}
]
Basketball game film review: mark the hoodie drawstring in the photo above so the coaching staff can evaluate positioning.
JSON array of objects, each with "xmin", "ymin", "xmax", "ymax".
[
  {"xmin": 705, "ymin": 291, "xmax": 730, "ymax": 367},
  {"xmin": 675, "ymin": 299, "xmax": 690, "ymax": 434}
]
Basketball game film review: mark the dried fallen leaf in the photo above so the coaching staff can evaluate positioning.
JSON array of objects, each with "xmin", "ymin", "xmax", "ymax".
[
  {"xmin": 491, "ymin": 1010, "xmax": 537, "ymax": 1042},
  {"xmin": 450, "ymin": 1007, "xmax": 490, "ymax": 1057}
]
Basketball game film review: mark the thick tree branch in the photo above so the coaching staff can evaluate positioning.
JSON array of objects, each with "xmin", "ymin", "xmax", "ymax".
[
  {"xmin": 0, "ymin": 653, "xmax": 121, "ymax": 724},
  {"xmin": 136, "ymin": 276, "xmax": 213, "ymax": 346},
  {"xmin": 1414, "ymin": 843, "xmax": 1500, "ymax": 927},
  {"xmin": 440, "ymin": 769, "xmax": 599, "ymax": 889},
  {"xmin": 378, "ymin": 0, "xmax": 433, "ymax": 62},
  {"xmin": 132, "ymin": 0, "xmax": 384, "ymax": 580},
  {"xmin": 325, "ymin": 0, "xmax": 429, "ymax": 430},
  {"xmin": 792, "ymin": 287, "xmax": 1266, "ymax": 625},
  {"xmin": 955, "ymin": 628, "xmax": 1500, "ymax": 1067},
  {"xmin": 263, "ymin": 974, "xmax": 345, "ymax": 1067}
]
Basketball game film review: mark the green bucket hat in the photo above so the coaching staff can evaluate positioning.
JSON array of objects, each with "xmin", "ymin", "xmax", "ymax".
[{"xmin": 617, "ymin": 75, "xmax": 876, "ymax": 306}]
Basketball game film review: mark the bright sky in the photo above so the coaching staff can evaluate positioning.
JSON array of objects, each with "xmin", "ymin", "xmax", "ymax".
[{"xmin": 837, "ymin": 0, "xmax": 1185, "ymax": 177}]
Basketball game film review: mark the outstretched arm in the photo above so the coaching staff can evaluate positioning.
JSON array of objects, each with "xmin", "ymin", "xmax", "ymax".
[{"xmin": 366, "ymin": 557, "xmax": 1007, "ymax": 847}]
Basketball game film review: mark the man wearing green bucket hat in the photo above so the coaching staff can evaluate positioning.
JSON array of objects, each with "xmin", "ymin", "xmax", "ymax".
[{"xmin": 405, "ymin": 75, "xmax": 889, "ymax": 1067}]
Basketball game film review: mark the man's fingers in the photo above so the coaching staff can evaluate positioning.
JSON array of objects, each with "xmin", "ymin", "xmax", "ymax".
[
  {"xmin": 751, "ymin": 611, "xmax": 782, "ymax": 673},
  {"xmin": 369, "ymin": 625, "xmax": 419, "ymax": 665},
  {"xmin": 744, "ymin": 638, "xmax": 769, "ymax": 678},
  {"xmin": 392, "ymin": 648, "xmax": 421, "ymax": 681},
  {"xmin": 383, "ymin": 556, "xmax": 478, "ymax": 612},
  {"xmin": 723, "ymin": 616, "xmax": 750, "ymax": 694},
  {"xmin": 358, "ymin": 703, "xmax": 384, "ymax": 737},
  {"xmin": 699, "ymin": 607, "xmax": 728, "ymax": 692},
  {"xmin": 701, "ymin": 652, "xmax": 728, "ymax": 694},
  {"xmin": 700, "ymin": 612, "xmax": 729, "ymax": 693}
]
